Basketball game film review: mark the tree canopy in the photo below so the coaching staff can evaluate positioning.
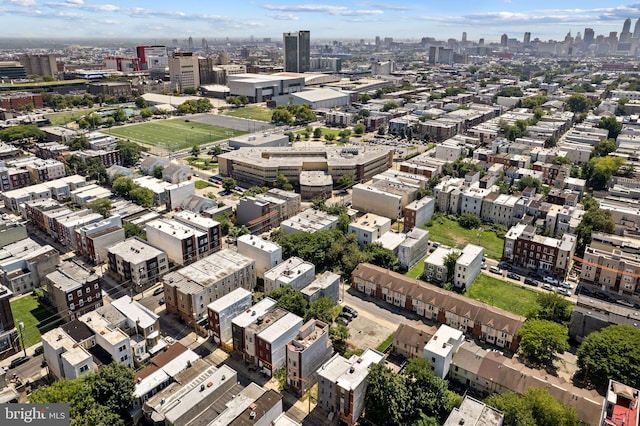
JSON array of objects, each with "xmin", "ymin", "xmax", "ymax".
[
  {"xmin": 566, "ymin": 94, "xmax": 592, "ymax": 113},
  {"xmin": 577, "ymin": 325, "xmax": 640, "ymax": 392},
  {"xmin": 269, "ymin": 286, "xmax": 309, "ymax": 317},
  {"xmin": 458, "ymin": 212, "xmax": 482, "ymax": 229},
  {"xmin": 527, "ymin": 292, "xmax": 573, "ymax": 324},
  {"xmin": 484, "ymin": 387, "xmax": 579, "ymax": 426},
  {"xmin": 582, "ymin": 155, "xmax": 625, "ymax": 190},
  {"xmin": 517, "ymin": 319, "xmax": 569, "ymax": 368},
  {"xmin": 176, "ymin": 98, "xmax": 213, "ymax": 114},
  {"xmin": 575, "ymin": 204, "xmax": 616, "ymax": 255},
  {"xmin": 116, "ymin": 140, "xmax": 143, "ymax": 167},
  {"xmin": 596, "ymin": 116, "xmax": 623, "ymax": 140},
  {"xmin": 84, "ymin": 198, "xmax": 112, "ymax": 218},
  {"xmin": 274, "ymin": 174, "xmax": 294, "ymax": 191},
  {"xmin": 0, "ymin": 124, "xmax": 45, "ymax": 143}
]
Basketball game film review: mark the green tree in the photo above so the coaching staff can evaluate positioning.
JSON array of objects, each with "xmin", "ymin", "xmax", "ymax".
[
  {"xmin": 313, "ymin": 127, "xmax": 322, "ymax": 139},
  {"xmin": 269, "ymin": 286, "xmax": 308, "ymax": 317},
  {"xmin": 485, "ymin": 387, "xmax": 579, "ymax": 426},
  {"xmin": 0, "ymin": 124, "xmax": 45, "ymax": 143},
  {"xmin": 337, "ymin": 174, "xmax": 354, "ymax": 190},
  {"xmin": 516, "ymin": 176, "xmax": 542, "ymax": 192},
  {"xmin": 152, "ymin": 165, "xmax": 164, "ymax": 179},
  {"xmin": 86, "ymin": 363, "xmax": 135, "ymax": 415},
  {"xmin": 552, "ymin": 156, "xmax": 572, "ymax": 165},
  {"xmin": 582, "ymin": 156, "xmax": 625, "ymax": 190},
  {"xmin": 134, "ymin": 96, "xmax": 148, "ymax": 108},
  {"xmin": 521, "ymin": 95, "xmax": 548, "ymax": 109},
  {"xmin": 86, "ymin": 157, "xmax": 108, "ymax": 184},
  {"xmin": 111, "ymin": 176, "xmax": 135, "ymax": 197},
  {"xmin": 443, "ymin": 251, "xmax": 461, "ymax": 284},
  {"xmin": 458, "ymin": 213, "xmax": 481, "ymax": 229},
  {"xmin": 324, "ymin": 132, "xmax": 336, "ymax": 142},
  {"xmin": 575, "ymin": 207, "xmax": 616, "ymax": 254},
  {"xmin": 364, "ymin": 242, "xmax": 399, "ymax": 271},
  {"xmin": 358, "ymin": 93, "xmax": 371, "ymax": 103},
  {"xmin": 517, "ymin": 319, "xmax": 569, "ymax": 368},
  {"xmin": 221, "ymin": 177, "xmax": 237, "ymax": 192},
  {"xmin": 66, "ymin": 155, "xmax": 87, "ymax": 176},
  {"xmin": 596, "ymin": 116, "xmax": 623, "ymax": 139},
  {"xmin": 191, "ymin": 144, "xmax": 200, "ymax": 157},
  {"xmin": 577, "ymin": 325, "xmax": 640, "ymax": 392},
  {"xmin": 129, "ymin": 186, "xmax": 154, "ymax": 207},
  {"xmin": 30, "ymin": 378, "xmax": 95, "ymax": 423},
  {"xmin": 274, "ymin": 174, "xmax": 294, "ymax": 191},
  {"xmin": 353, "ymin": 122, "xmax": 366, "ymax": 135},
  {"xmin": 566, "ymin": 94, "xmax": 592, "ymax": 113},
  {"xmin": 67, "ymin": 135, "xmax": 89, "ymax": 151},
  {"xmin": 112, "ymin": 108, "xmax": 127, "ymax": 123},
  {"xmin": 116, "ymin": 140, "xmax": 143, "ymax": 167},
  {"xmin": 304, "ymin": 297, "xmax": 336, "ymax": 323},
  {"xmin": 528, "ymin": 292, "xmax": 573, "ymax": 324},
  {"xmin": 364, "ymin": 363, "xmax": 409, "ymax": 426},
  {"xmin": 123, "ymin": 223, "xmax": 146, "ymax": 239},
  {"xmin": 271, "ymin": 107, "xmax": 294, "ymax": 125},
  {"xmin": 84, "ymin": 198, "xmax": 112, "ymax": 218},
  {"xmin": 140, "ymin": 108, "xmax": 153, "ymax": 119},
  {"xmin": 592, "ymin": 138, "xmax": 617, "ymax": 158},
  {"xmin": 329, "ymin": 323, "xmax": 350, "ymax": 354},
  {"xmin": 337, "ymin": 212, "xmax": 350, "ymax": 234},
  {"xmin": 381, "ymin": 101, "xmax": 398, "ymax": 112},
  {"xmin": 377, "ymin": 126, "xmax": 386, "ymax": 136}
]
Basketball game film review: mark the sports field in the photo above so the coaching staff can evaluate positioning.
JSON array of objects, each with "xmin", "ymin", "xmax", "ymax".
[{"xmin": 104, "ymin": 119, "xmax": 246, "ymax": 151}]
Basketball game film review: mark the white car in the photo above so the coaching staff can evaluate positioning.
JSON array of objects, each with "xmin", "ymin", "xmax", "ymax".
[
  {"xmin": 489, "ymin": 266, "xmax": 503, "ymax": 274},
  {"xmin": 542, "ymin": 283, "xmax": 554, "ymax": 291},
  {"xmin": 557, "ymin": 288, "xmax": 571, "ymax": 296},
  {"xmin": 543, "ymin": 276, "xmax": 559, "ymax": 285},
  {"xmin": 559, "ymin": 281, "xmax": 574, "ymax": 289},
  {"xmin": 165, "ymin": 336, "xmax": 176, "ymax": 345}
]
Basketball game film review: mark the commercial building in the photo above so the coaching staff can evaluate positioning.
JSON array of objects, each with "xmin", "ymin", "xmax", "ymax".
[
  {"xmin": 286, "ymin": 320, "xmax": 333, "ymax": 395},
  {"xmin": 227, "ymin": 73, "xmax": 305, "ymax": 103},
  {"xmin": 316, "ymin": 348, "xmax": 385, "ymax": 426},
  {"xmin": 218, "ymin": 146, "xmax": 393, "ymax": 189},
  {"xmin": 229, "ymin": 132, "xmax": 289, "ymax": 149},
  {"xmin": 207, "ymin": 288, "xmax": 252, "ymax": 346},
  {"xmin": 163, "ymin": 249, "xmax": 256, "ymax": 326},
  {"xmin": 283, "ymin": 31, "xmax": 310, "ymax": 73},
  {"xmin": 168, "ymin": 52, "xmax": 200, "ymax": 91},
  {"xmin": 19, "ymin": 54, "xmax": 57, "ymax": 77},
  {"xmin": 107, "ymin": 237, "xmax": 169, "ymax": 289},
  {"xmin": 264, "ymin": 257, "xmax": 315, "ymax": 295},
  {"xmin": 352, "ymin": 264, "xmax": 525, "ymax": 351},
  {"xmin": 44, "ymin": 261, "xmax": 102, "ymax": 322},
  {"xmin": 237, "ymin": 234, "xmax": 282, "ymax": 278},
  {"xmin": 347, "ymin": 213, "xmax": 391, "ymax": 247}
]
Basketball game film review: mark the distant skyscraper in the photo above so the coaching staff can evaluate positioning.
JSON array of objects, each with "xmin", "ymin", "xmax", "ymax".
[
  {"xmin": 633, "ymin": 18, "xmax": 640, "ymax": 38},
  {"xmin": 583, "ymin": 28, "xmax": 595, "ymax": 45},
  {"xmin": 187, "ymin": 36, "xmax": 194, "ymax": 51},
  {"xmin": 168, "ymin": 52, "xmax": 199, "ymax": 92},
  {"xmin": 500, "ymin": 34, "xmax": 508, "ymax": 47},
  {"xmin": 202, "ymin": 38, "xmax": 208, "ymax": 51},
  {"xmin": 621, "ymin": 18, "xmax": 632, "ymax": 42},
  {"xmin": 375, "ymin": 36, "xmax": 380, "ymax": 46},
  {"xmin": 462, "ymin": 32, "xmax": 467, "ymax": 43},
  {"xmin": 283, "ymin": 30, "xmax": 310, "ymax": 73},
  {"xmin": 523, "ymin": 32, "xmax": 531, "ymax": 44}
]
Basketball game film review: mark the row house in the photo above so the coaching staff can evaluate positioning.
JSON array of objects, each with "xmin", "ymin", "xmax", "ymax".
[
  {"xmin": 207, "ymin": 288, "xmax": 253, "ymax": 345},
  {"xmin": 532, "ymin": 163, "xmax": 571, "ymax": 186},
  {"xmin": 485, "ymin": 152, "xmax": 530, "ymax": 169},
  {"xmin": 403, "ymin": 196, "xmax": 435, "ymax": 230},
  {"xmin": 399, "ymin": 154, "xmax": 447, "ymax": 178},
  {"xmin": 0, "ymin": 166, "xmax": 30, "ymax": 191},
  {"xmin": 325, "ymin": 111, "xmax": 354, "ymax": 127},
  {"xmin": 0, "ymin": 238, "xmax": 59, "ymax": 295},
  {"xmin": 286, "ymin": 319, "xmax": 333, "ymax": 396},
  {"xmin": 44, "ymin": 261, "xmax": 103, "ymax": 322},
  {"xmin": 480, "ymin": 192, "xmax": 529, "ymax": 227},
  {"xmin": 74, "ymin": 216, "xmax": 125, "ymax": 264},
  {"xmin": 417, "ymin": 119, "xmax": 459, "ymax": 142},
  {"xmin": 449, "ymin": 341, "xmax": 603, "ymax": 426},
  {"xmin": 146, "ymin": 217, "xmax": 212, "ymax": 266},
  {"xmin": 0, "ymin": 285, "xmax": 19, "ymax": 357},
  {"xmin": 163, "ymin": 249, "xmax": 256, "ymax": 326},
  {"xmin": 8, "ymin": 157, "xmax": 65, "ymax": 184},
  {"xmin": 237, "ymin": 234, "xmax": 282, "ymax": 278},
  {"xmin": 580, "ymin": 236, "xmax": 640, "ymax": 297},
  {"xmin": 34, "ymin": 141, "xmax": 69, "ymax": 159},
  {"xmin": 2, "ymin": 175, "xmax": 86, "ymax": 212},
  {"xmin": 502, "ymin": 223, "xmax": 577, "ymax": 279},
  {"xmin": 392, "ymin": 319, "xmax": 437, "ymax": 360},
  {"xmin": 352, "ymin": 263, "xmax": 525, "ymax": 352}
]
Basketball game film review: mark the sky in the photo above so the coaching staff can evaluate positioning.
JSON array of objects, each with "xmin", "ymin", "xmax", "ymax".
[{"xmin": 1, "ymin": 0, "xmax": 640, "ymax": 42}]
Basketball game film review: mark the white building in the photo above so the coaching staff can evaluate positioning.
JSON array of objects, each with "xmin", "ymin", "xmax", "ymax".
[
  {"xmin": 41, "ymin": 329, "xmax": 95, "ymax": 380},
  {"xmin": 423, "ymin": 247, "xmax": 456, "ymax": 284},
  {"xmin": 423, "ymin": 325, "xmax": 465, "ymax": 379},
  {"xmin": 454, "ymin": 244, "xmax": 484, "ymax": 289},
  {"xmin": 286, "ymin": 320, "xmax": 333, "ymax": 395},
  {"xmin": 351, "ymin": 183, "xmax": 405, "ymax": 220},
  {"xmin": 301, "ymin": 271, "xmax": 341, "ymax": 303},
  {"xmin": 280, "ymin": 208, "xmax": 338, "ymax": 234},
  {"xmin": 398, "ymin": 228, "xmax": 430, "ymax": 270},
  {"xmin": 264, "ymin": 257, "xmax": 315, "ymax": 295},
  {"xmin": 207, "ymin": 288, "xmax": 253, "ymax": 345},
  {"xmin": 80, "ymin": 310, "xmax": 133, "ymax": 368},
  {"xmin": 237, "ymin": 234, "xmax": 282, "ymax": 278},
  {"xmin": 347, "ymin": 213, "xmax": 392, "ymax": 247},
  {"xmin": 145, "ymin": 218, "xmax": 211, "ymax": 266},
  {"xmin": 256, "ymin": 312, "xmax": 304, "ymax": 376}
]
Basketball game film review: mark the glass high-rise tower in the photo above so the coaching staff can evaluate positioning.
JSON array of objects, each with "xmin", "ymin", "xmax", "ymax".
[{"xmin": 283, "ymin": 31, "xmax": 310, "ymax": 73}]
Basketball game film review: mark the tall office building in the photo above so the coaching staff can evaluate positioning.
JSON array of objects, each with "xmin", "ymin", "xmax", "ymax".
[
  {"xmin": 621, "ymin": 18, "xmax": 632, "ymax": 42},
  {"xmin": 19, "ymin": 54, "xmax": 57, "ymax": 77},
  {"xmin": 283, "ymin": 30, "xmax": 310, "ymax": 73},
  {"xmin": 634, "ymin": 18, "xmax": 640, "ymax": 38},
  {"xmin": 187, "ymin": 36, "xmax": 194, "ymax": 51},
  {"xmin": 168, "ymin": 52, "xmax": 200, "ymax": 92},
  {"xmin": 523, "ymin": 32, "xmax": 531, "ymax": 44},
  {"xmin": 583, "ymin": 28, "xmax": 595, "ymax": 45},
  {"xmin": 500, "ymin": 34, "xmax": 508, "ymax": 47},
  {"xmin": 461, "ymin": 32, "xmax": 467, "ymax": 43}
]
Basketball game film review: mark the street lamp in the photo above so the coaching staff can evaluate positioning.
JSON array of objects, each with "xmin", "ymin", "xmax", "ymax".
[{"xmin": 18, "ymin": 322, "xmax": 27, "ymax": 358}]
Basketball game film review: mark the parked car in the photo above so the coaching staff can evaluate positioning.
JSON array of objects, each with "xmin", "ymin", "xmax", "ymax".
[
  {"xmin": 543, "ymin": 276, "xmax": 559, "ymax": 285},
  {"xmin": 524, "ymin": 278, "xmax": 538, "ymax": 287},
  {"xmin": 542, "ymin": 283, "xmax": 554, "ymax": 291},
  {"xmin": 9, "ymin": 356, "xmax": 29, "ymax": 369},
  {"xmin": 559, "ymin": 281, "xmax": 573, "ymax": 290},
  {"xmin": 506, "ymin": 272, "xmax": 521, "ymax": 281},
  {"xmin": 159, "ymin": 297, "xmax": 165, "ymax": 305},
  {"xmin": 34, "ymin": 345, "xmax": 44, "ymax": 356},
  {"xmin": 481, "ymin": 263, "xmax": 487, "ymax": 270},
  {"xmin": 165, "ymin": 336, "xmax": 175, "ymax": 345},
  {"xmin": 336, "ymin": 316, "xmax": 349, "ymax": 325},
  {"xmin": 153, "ymin": 287, "xmax": 164, "ymax": 296},
  {"xmin": 342, "ymin": 306, "xmax": 358, "ymax": 318},
  {"xmin": 557, "ymin": 288, "xmax": 571, "ymax": 296},
  {"xmin": 489, "ymin": 266, "xmax": 503, "ymax": 275},
  {"xmin": 338, "ymin": 312, "xmax": 354, "ymax": 322}
]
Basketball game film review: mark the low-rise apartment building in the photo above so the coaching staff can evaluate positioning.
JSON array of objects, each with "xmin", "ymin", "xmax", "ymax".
[
  {"xmin": 398, "ymin": 228, "xmax": 430, "ymax": 270},
  {"xmin": 404, "ymin": 197, "xmax": 435, "ymax": 230},
  {"xmin": 264, "ymin": 256, "xmax": 316, "ymax": 295},
  {"xmin": 207, "ymin": 288, "xmax": 253, "ymax": 345},
  {"xmin": 237, "ymin": 234, "xmax": 282, "ymax": 278},
  {"xmin": 454, "ymin": 244, "xmax": 484, "ymax": 290},
  {"xmin": 256, "ymin": 312, "xmax": 304, "ymax": 376},
  {"xmin": 0, "ymin": 284, "xmax": 19, "ymax": 357},
  {"xmin": 302, "ymin": 271, "xmax": 341, "ymax": 303},
  {"xmin": 41, "ymin": 327, "xmax": 95, "ymax": 380},
  {"xmin": 44, "ymin": 261, "xmax": 102, "ymax": 321},
  {"xmin": 347, "ymin": 213, "xmax": 391, "ymax": 247},
  {"xmin": 286, "ymin": 319, "xmax": 333, "ymax": 395},
  {"xmin": 280, "ymin": 208, "xmax": 338, "ymax": 234},
  {"xmin": 107, "ymin": 237, "xmax": 169, "ymax": 289},
  {"xmin": 423, "ymin": 325, "xmax": 465, "ymax": 379},
  {"xmin": 0, "ymin": 237, "xmax": 59, "ymax": 295},
  {"xmin": 232, "ymin": 297, "xmax": 277, "ymax": 360}
]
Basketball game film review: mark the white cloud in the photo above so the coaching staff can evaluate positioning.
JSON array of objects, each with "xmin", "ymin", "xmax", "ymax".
[
  {"xmin": 268, "ymin": 13, "xmax": 299, "ymax": 21},
  {"xmin": 262, "ymin": 4, "xmax": 383, "ymax": 16},
  {"xmin": 66, "ymin": 0, "xmax": 83, "ymax": 4},
  {"xmin": 5, "ymin": 0, "xmax": 37, "ymax": 6}
]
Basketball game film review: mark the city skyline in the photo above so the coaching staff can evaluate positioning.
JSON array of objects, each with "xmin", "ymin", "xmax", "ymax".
[{"xmin": 1, "ymin": 1, "xmax": 640, "ymax": 42}]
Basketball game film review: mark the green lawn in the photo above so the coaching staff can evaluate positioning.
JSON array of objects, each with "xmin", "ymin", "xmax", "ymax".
[
  {"xmin": 104, "ymin": 119, "xmax": 247, "ymax": 151},
  {"xmin": 45, "ymin": 108, "xmax": 100, "ymax": 125},
  {"xmin": 406, "ymin": 254, "xmax": 429, "ymax": 279},
  {"xmin": 194, "ymin": 180, "xmax": 212, "ymax": 190},
  {"xmin": 466, "ymin": 274, "xmax": 539, "ymax": 316},
  {"xmin": 11, "ymin": 294, "xmax": 64, "ymax": 348},
  {"xmin": 424, "ymin": 216, "xmax": 504, "ymax": 260},
  {"xmin": 223, "ymin": 106, "xmax": 273, "ymax": 122}
]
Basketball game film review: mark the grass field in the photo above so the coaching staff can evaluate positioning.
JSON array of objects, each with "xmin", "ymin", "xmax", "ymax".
[
  {"xmin": 11, "ymin": 294, "xmax": 64, "ymax": 348},
  {"xmin": 466, "ymin": 274, "xmax": 539, "ymax": 316},
  {"xmin": 45, "ymin": 108, "xmax": 100, "ymax": 126},
  {"xmin": 223, "ymin": 106, "xmax": 273, "ymax": 122},
  {"xmin": 405, "ymin": 254, "xmax": 429, "ymax": 279},
  {"xmin": 424, "ymin": 216, "xmax": 505, "ymax": 260},
  {"xmin": 104, "ymin": 119, "xmax": 247, "ymax": 151}
]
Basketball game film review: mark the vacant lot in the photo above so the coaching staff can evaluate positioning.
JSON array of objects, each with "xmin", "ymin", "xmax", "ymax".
[
  {"xmin": 466, "ymin": 274, "xmax": 539, "ymax": 316},
  {"xmin": 104, "ymin": 119, "xmax": 246, "ymax": 151},
  {"xmin": 424, "ymin": 216, "xmax": 504, "ymax": 260},
  {"xmin": 45, "ymin": 108, "xmax": 100, "ymax": 125},
  {"xmin": 11, "ymin": 294, "xmax": 64, "ymax": 348},
  {"xmin": 223, "ymin": 106, "xmax": 273, "ymax": 122}
]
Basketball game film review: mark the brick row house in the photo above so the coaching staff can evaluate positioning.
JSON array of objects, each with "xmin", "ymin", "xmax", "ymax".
[{"xmin": 351, "ymin": 263, "xmax": 525, "ymax": 352}]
